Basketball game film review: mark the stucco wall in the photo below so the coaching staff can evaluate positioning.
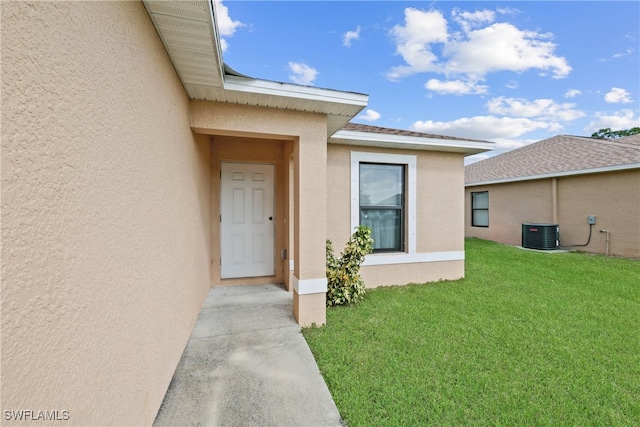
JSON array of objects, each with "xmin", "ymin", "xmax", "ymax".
[
  {"xmin": 2, "ymin": 2, "xmax": 211, "ymax": 425},
  {"xmin": 465, "ymin": 180, "xmax": 553, "ymax": 245},
  {"xmin": 327, "ymin": 145, "xmax": 466, "ymax": 287},
  {"xmin": 557, "ymin": 170, "xmax": 639, "ymax": 258},
  {"xmin": 417, "ymin": 150, "xmax": 466, "ymax": 253},
  {"xmin": 464, "ymin": 170, "xmax": 640, "ymax": 258}
]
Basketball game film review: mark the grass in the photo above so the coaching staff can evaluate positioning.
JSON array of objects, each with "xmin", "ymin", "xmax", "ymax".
[{"xmin": 303, "ymin": 238, "xmax": 640, "ymax": 426}]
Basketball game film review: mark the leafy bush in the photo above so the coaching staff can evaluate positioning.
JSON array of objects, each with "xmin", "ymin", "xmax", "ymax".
[{"xmin": 326, "ymin": 225, "xmax": 374, "ymax": 306}]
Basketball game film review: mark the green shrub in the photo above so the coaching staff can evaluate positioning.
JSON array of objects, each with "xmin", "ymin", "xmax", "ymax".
[{"xmin": 326, "ymin": 225, "xmax": 374, "ymax": 306}]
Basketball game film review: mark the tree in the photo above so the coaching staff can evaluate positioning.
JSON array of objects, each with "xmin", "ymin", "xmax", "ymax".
[{"xmin": 591, "ymin": 127, "xmax": 640, "ymax": 139}]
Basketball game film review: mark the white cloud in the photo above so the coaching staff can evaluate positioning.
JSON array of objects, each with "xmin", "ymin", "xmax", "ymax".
[
  {"xmin": 214, "ymin": 0, "xmax": 243, "ymax": 52},
  {"xmin": 386, "ymin": 8, "xmax": 448, "ymax": 80},
  {"xmin": 343, "ymin": 26, "xmax": 361, "ymax": 47},
  {"xmin": 411, "ymin": 115, "xmax": 552, "ymax": 141},
  {"xmin": 287, "ymin": 62, "xmax": 318, "ymax": 85},
  {"xmin": 486, "ymin": 97, "xmax": 585, "ymax": 121},
  {"xmin": 386, "ymin": 7, "xmax": 571, "ymax": 86},
  {"xmin": 599, "ymin": 47, "xmax": 634, "ymax": 62},
  {"xmin": 444, "ymin": 23, "xmax": 571, "ymax": 79},
  {"xmin": 584, "ymin": 110, "xmax": 640, "ymax": 133},
  {"xmin": 452, "ymin": 8, "xmax": 495, "ymax": 33},
  {"xmin": 219, "ymin": 38, "xmax": 229, "ymax": 53},
  {"xmin": 465, "ymin": 137, "xmax": 538, "ymax": 164},
  {"xmin": 492, "ymin": 138, "xmax": 539, "ymax": 150},
  {"xmin": 604, "ymin": 87, "xmax": 633, "ymax": 104},
  {"xmin": 496, "ymin": 7, "xmax": 520, "ymax": 17},
  {"xmin": 358, "ymin": 109, "xmax": 381, "ymax": 122},
  {"xmin": 415, "ymin": 95, "xmax": 584, "ymax": 152},
  {"xmin": 565, "ymin": 89, "xmax": 581, "ymax": 98},
  {"xmin": 465, "ymin": 153, "xmax": 490, "ymax": 165},
  {"xmin": 425, "ymin": 78, "xmax": 488, "ymax": 95},
  {"xmin": 506, "ymin": 80, "xmax": 518, "ymax": 89}
]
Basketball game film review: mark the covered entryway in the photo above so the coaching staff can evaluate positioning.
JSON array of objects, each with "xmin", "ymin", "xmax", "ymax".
[
  {"xmin": 192, "ymin": 100, "xmax": 366, "ymax": 326},
  {"xmin": 220, "ymin": 162, "xmax": 275, "ymax": 279},
  {"xmin": 145, "ymin": 0, "xmax": 367, "ymax": 327},
  {"xmin": 209, "ymin": 135, "xmax": 289, "ymax": 290}
]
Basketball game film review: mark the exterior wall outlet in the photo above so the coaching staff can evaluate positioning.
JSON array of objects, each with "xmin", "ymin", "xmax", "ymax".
[{"xmin": 588, "ymin": 215, "xmax": 596, "ymax": 225}]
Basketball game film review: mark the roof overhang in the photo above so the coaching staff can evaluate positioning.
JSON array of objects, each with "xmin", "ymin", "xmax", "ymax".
[
  {"xmin": 466, "ymin": 163, "xmax": 640, "ymax": 187},
  {"xmin": 222, "ymin": 76, "xmax": 368, "ymax": 135},
  {"xmin": 143, "ymin": 0, "xmax": 367, "ymax": 135},
  {"xmin": 143, "ymin": 0, "xmax": 225, "ymax": 95},
  {"xmin": 330, "ymin": 129, "xmax": 495, "ymax": 155}
]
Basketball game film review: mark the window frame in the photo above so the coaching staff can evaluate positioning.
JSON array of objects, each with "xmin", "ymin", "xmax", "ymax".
[
  {"xmin": 471, "ymin": 191, "xmax": 489, "ymax": 227},
  {"xmin": 351, "ymin": 152, "xmax": 417, "ymax": 255},
  {"xmin": 359, "ymin": 163, "xmax": 405, "ymax": 253}
]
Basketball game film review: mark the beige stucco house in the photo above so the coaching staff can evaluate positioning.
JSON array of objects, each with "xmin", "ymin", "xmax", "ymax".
[
  {"xmin": 465, "ymin": 134, "xmax": 640, "ymax": 258},
  {"xmin": 2, "ymin": 1, "xmax": 493, "ymax": 425}
]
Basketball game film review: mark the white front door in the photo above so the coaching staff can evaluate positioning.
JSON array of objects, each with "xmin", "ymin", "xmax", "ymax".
[{"xmin": 220, "ymin": 163, "xmax": 275, "ymax": 279}]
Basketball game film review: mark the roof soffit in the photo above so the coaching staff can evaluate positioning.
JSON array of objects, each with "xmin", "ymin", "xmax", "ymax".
[
  {"xmin": 143, "ymin": 0, "xmax": 224, "ymax": 96},
  {"xmin": 143, "ymin": 0, "xmax": 368, "ymax": 134}
]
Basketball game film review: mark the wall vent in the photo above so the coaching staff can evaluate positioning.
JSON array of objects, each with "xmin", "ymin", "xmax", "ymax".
[{"xmin": 522, "ymin": 223, "xmax": 559, "ymax": 250}]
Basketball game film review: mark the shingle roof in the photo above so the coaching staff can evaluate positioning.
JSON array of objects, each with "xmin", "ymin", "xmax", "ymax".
[
  {"xmin": 465, "ymin": 134, "xmax": 640, "ymax": 185},
  {"xmin": 341, "ymin": 122, "xmax": 490, "ymax": 143},
  {"xmin": 613, "ymin": 134, "xmax": 640, "ymax": 147}
]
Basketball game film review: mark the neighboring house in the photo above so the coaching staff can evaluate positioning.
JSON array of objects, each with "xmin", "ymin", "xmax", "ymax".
[
  {"xmin": 2, "ymin": 1, "xmax": 493, "ymax": 425},
  {"xmin": 465, "ymin": 134, "xmax": 640, "ymax": 258}
]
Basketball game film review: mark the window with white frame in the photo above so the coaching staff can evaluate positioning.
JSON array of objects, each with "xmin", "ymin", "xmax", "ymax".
[
  {"xmin": 351, "ymin": 152, "xmax": 416, "ymax": 255},
  {"xmin": 360, "ymin": 163, "xmax": 405, "ymax": 252},
  {"xmin": 471, "ymin": 191, "xmax": 489, "ymax": 227}
]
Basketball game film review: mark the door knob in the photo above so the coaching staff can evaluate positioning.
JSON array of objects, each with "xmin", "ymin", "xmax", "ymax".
[{"xmin": 269, "ymin": 216, "xmax": 273, "ymax": 221}]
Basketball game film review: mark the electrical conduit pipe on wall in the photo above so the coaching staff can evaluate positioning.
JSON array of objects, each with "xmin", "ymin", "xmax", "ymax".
[{"xmin": 599, "ymin": 229, "xmax": 610, "ymax": 256}]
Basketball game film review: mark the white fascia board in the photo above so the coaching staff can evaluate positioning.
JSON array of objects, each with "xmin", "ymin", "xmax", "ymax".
[
  {"xmin": 466, "ymin": 163, "xmax": 640, "ymax": 187},
  {"xmin": 223, "ymin": 75, "xmax": 369, "ymax": 107},
  {"xmin": 331, "ymin": 130, "xmax": 495, "ymax": 154}
]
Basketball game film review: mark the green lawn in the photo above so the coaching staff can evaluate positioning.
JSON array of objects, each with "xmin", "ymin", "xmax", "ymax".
[{"xmin": 303, "ymin": 239, "xmax": 640, "ymax": 426}]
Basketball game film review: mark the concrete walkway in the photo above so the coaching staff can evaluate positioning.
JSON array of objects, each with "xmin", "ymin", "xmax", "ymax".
[{"xmin": 154, "ymin": 284, "xmax": 343, "ymax": 427}]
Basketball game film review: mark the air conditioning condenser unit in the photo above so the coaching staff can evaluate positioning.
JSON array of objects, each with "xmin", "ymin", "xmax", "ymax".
[{"xmin": 522, "ymin": 223, "xmax": 559, "ymax": 250}]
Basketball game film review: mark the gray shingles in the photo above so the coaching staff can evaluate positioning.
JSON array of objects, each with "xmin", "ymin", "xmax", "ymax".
[
  {"xmin": 465, "ymin": 134, "xmax": 640, "ymax": 184},
  {"xmin": 341, "ymin": 122, "xmax": 490, "ymax": 143}
]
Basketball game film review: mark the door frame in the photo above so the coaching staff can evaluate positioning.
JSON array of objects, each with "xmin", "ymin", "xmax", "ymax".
[{"xmin": 220, "ymin": 161, "xmax": 276, "ymax": 279}]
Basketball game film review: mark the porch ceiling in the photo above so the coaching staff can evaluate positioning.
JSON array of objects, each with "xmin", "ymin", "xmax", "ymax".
[{"xmin": 143, "ymin": 0, "xmax": 367, "ymax": 135}]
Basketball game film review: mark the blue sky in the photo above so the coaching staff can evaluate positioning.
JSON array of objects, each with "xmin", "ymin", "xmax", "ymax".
[{"xmin": 215, "ymin": 1, "xmax": 640, "ymax": 162}]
